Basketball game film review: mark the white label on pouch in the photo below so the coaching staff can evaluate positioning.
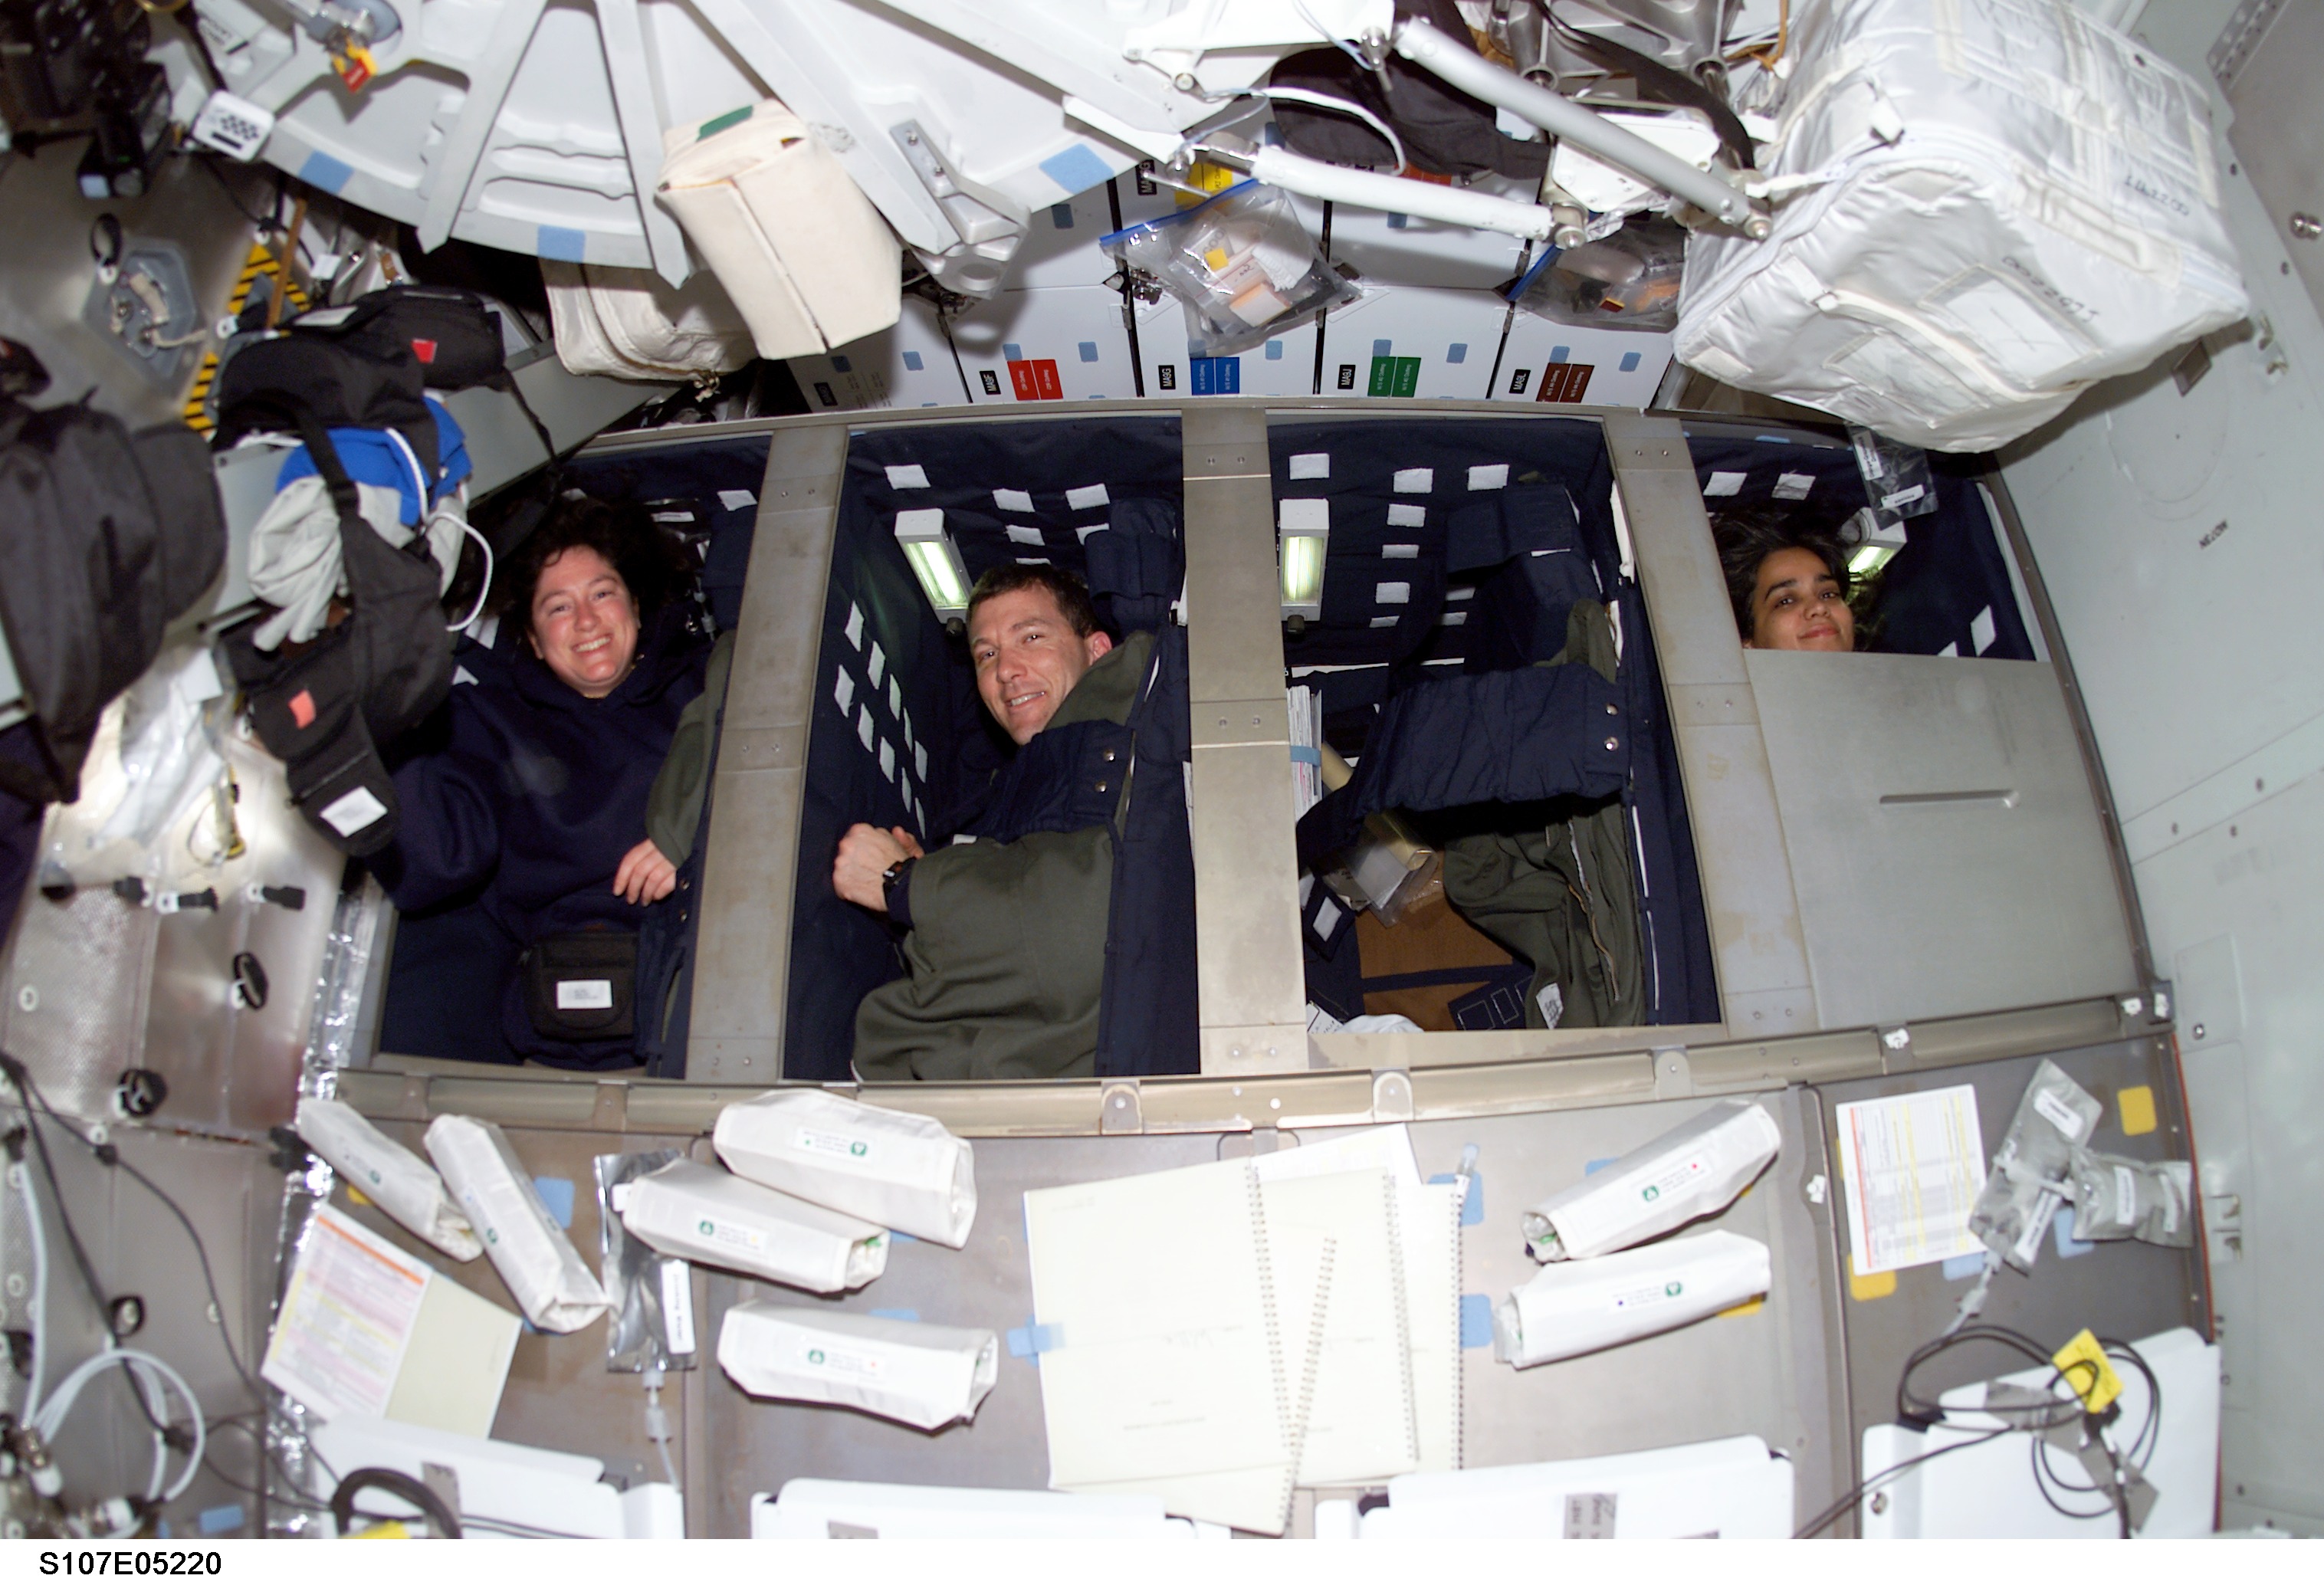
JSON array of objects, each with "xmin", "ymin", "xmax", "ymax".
[
  {"xmin": 799, "ymin": 1341, "xmax": 883, "ymax": 1377},
  {"xmin": 693, "ymin": 1216, "xmax": 766, "ymax": 1253},
  {"xmin": 1610, "ymin": 1276, "xmax": 1686, "ymax": 1311},
  {"xmin": 556, "ymin": 980, "xmax": 614, "ymax": 1010},
  {"xmin": 2033, "ymin": 1088, "xmax": 2086, "ymax": 1140},
  {"xmin": 1881, "ymin": 484, "xmax": 1925, "ymax": 509},
  {"xmin": 319, "ymin": 786, "xmax": 389, "ymax": 836},
  {"xmin": 797, "ymin": 1127, "xmax": 872, "ymax": 1164},
  {"xmin": 660, "ymin": 1259, "xmax": 697, "ymax": 1354},
  {"xmin": 1636, "ymin": 1153, "xmax": 1710, "ymax": 1206}
]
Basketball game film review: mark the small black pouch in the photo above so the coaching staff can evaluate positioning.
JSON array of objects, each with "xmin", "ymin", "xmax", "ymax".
[{"xmin": 520, "ymin": 930, "xmax": 637, "ymax": 1039}]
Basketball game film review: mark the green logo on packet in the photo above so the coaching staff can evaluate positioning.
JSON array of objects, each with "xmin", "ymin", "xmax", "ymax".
[
  {"xmin": 1642, "ymin": 1184, "xmax": 1660, "ymax": 1202},
  {"xmin": 808, "ymin": 1349, "xmax": 826, "ymax": 1365},
  {"xmin": 850, "ymin": 1141, "xmax": 868, "ymax": 1157},
  {"xmin": 1665, "ymin": 1282, "xmax": 1682, "ymax": 1297},
  {"xmin": 699, "ymin": 1219, "xmax": 715, "ymax": 1236}
]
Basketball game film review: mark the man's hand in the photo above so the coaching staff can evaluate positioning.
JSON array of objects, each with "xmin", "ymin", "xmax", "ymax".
[
  {"xmin": 834, "ymin": 823, "xmax": 925, "ymax": 912},
  {"xmin": 613, "ymin": 838, "xmax": 678, "ymax": 904}
]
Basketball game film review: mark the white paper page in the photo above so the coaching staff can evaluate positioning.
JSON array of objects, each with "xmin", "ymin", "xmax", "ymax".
[
  {"xmin": 1834, "ymin": 1086, "xmax": 1988, "ymax": 1275},
  {"xmin": 1026, "ymin": 1159, "xmax": 1285, "ymax": 1486},
  {"xmin": 1398, "ymin": 1179, "xmax": 1463, "ymax": 1472},
  {"xmin": 1252, "ymin": 1124, "xmax": 1422, "ymax": 1188},
  {"xmin": 1261, "ymin": 1170, "xmax": 1416, "ymax": 1485},
  {"xmin": 261, "ymin": 1205, "xmax": 431, "ymax": 1422},
  {"xmin": 1064, "ymin": 1226, "xmax": 1331, "ymax": 1535}
]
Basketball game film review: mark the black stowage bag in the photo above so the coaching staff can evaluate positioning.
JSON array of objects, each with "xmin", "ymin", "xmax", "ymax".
[
  {"xmin": 520, "ymin": 930, "xmax": 638, "ymax": 1040},
  {"xmin": 284, "ymin": 284, "xmax": 511, "ymax": 393},
  {"xmin": 221, "ymin": 405, "xmax": 453, "ymax": 855},
  {"xmin": 0, "ymin": 389, "xmax": 226, "ymax": 805}
]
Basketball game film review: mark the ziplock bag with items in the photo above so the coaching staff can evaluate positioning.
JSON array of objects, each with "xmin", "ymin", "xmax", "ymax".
[{"xmin": 1100, "ymin": 181, "xmax": 1359, "ymax": 359}]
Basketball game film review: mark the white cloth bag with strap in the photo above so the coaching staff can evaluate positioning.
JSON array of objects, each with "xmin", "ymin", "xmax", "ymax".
[
  {"xmin": 1675, "ymin": 0, "xmax": 2248, "ymax": 451},
  {"xmin": 539, "ymin": 260, "xmax": 757, "ymax": 381},
  {"xmin": 654, "ymin": 100, "xmax": 901, "ymax": 360}
]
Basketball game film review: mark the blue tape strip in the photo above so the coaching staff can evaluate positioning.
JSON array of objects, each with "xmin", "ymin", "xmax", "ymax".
[
  {"xmin": 297, "ymin": 150, "xmax": 353, "ymax": 195},
  {"xmin": 1446, "ymin": 342, "xmax": 1468, "ymax": 365},
  {"xmin": 1371, "ymin": 339, "xmax": 1393, "ymax": 357},
  {"xmin": 1619, "ymin": 351, "xmax": 1642, "ymax": 372},
  {"xmin": 1289, "ymin": 746, "xmax": 1322, "ymax": 765},
  {"xmin": 1583, "ymin": 1157, "xmax": 1617, "ymax": 1176},
  {"xmin": 1941, "ymin": 1252, "xmax": 1987, "ymax": 1282},
  {"xmin": 1078, "ymin": 340, "xmax": 1099, "ymax": 363},
  {"xmin": 1039, "ymin": 143, "xmax": 1113, "ymax": 195},
  {"xmin": 1051, "ymin": 202, "xmax": 1075, "ymax": 228},
  {"xmin": 1265, "ymin": 340, "xmax": 1284, "ymax": 361},
  {"xmin": 2054, "ymin": 1206, "xmax": 2094, "ymax": 1259},
  {"xmin": 537, "ymin": 225, "xmax": 587, "ymax": 263},
  {"xmin": 1003, "ymin": 342, "xmax": 1023, "ymax": 362},
  {"xmin": 198, "ymin": 1503, "xmax": 245, "ymax": 1536},
  {"xmin": 1006, "ymin": 1321, "xmax": 1063, "ymax": 1358},
  {"xmin": 902, "ymin": 350, "xmax": 924, "ymax": 371},
  {"xmin": 1459, "ymin": 1294, "xmax": 1494, "ymax": 1350},
  {"xmin": 531, "ymin": 1176, "xmax": 574, "ymax": 1229},
  {"xmin": 1427, "ymin": 1172, "xmax": 1485, "ymax": 1225},
  {"xmin": 889, "ymin": 1229, "xmax": 917, "ymax": 1243},
  {"xmin": 1549, "ymin": 346, "xmax": 1571, "ymax": 364},
  {"xmin": 868, "ymin": 1308, "xmax": 921, "ymax": 1322}
]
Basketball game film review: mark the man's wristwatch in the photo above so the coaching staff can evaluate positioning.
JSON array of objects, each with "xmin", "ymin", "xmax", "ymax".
[{"xmin": 879, "ymin": 856, "xmax": 915, "ymax": 922}]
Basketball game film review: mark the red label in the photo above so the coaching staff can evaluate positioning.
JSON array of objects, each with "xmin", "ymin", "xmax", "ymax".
[
  {"xmin": 410, "ymin": 337, "xmax": 438, "ymax": 365},
  {"xmin": 288, "ymin": 689, "xmax": 317, "ymax": 730},
  {"xmin": 1535, "ymin": 363, "xmax": 1597, "ymax": 404},
  {"xmin": 1007, "ymin": 359, "xmax": 1064, "ymax": 402}
]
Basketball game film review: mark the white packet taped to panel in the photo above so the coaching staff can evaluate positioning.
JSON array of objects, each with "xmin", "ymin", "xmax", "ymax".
[
  {"xmin": 717, "ymin": 1303, "xmax": 998, "ymax": 1431},
  {"xmin": 621, "ymin": 1158, "xmax": 889, "ymax": 1294},
  {"xmin": 296, "ymin": 1097, "xmax": 481, "ymax": 1262},
  {"xmin": 1494, "ymin": 1230, "xmax": 1770, "ymax": 1368},
  {"xmin": 713, "ymin": 1090, "xmax": 977, "ymax": 1248},
  {"xmin": 1520, "ymin": 1099, "xmax": 1781, "ymax": 1261},
  {"xmin": 424, "ymin": 1114, "xmax": 610, "ymax": 1333}
]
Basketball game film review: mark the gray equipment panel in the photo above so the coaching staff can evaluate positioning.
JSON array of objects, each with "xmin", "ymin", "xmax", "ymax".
[{"xmin": 1748, "ymin": 648, "xmax": 2139, "ymax": 1029}]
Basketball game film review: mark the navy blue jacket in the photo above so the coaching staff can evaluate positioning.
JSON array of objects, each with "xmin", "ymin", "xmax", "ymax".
[{"xmin": 376, "ymin": 603, "xmax": 709, "ymax": 1066}]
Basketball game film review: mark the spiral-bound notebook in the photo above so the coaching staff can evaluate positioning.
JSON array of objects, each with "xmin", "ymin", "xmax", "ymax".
[{"xmin": 1025, "ymin": 1127, "xmax": 1465, "ymax": 1533}]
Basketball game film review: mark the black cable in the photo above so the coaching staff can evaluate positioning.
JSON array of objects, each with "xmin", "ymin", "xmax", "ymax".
[
  {"xmin": 0, "ymin": 1052, "xmax": 261, "ymax": 1403},
  {"xmin": 331, "ymin": 1468, "xmax": 462, "ymax": 1539},
  {"xmin": 2, "ymin": 1075, "xmax": 113, "ymax": 1317}
]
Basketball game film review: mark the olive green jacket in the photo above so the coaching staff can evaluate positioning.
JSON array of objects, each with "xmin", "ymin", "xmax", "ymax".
[
  {"xmin": 852, "ymin": 631, "xmax": 1155, "ymax": 1082},
  {"xmin": 1440, "ymin": 600, "xmax": 1644, "ymax": 1030}
]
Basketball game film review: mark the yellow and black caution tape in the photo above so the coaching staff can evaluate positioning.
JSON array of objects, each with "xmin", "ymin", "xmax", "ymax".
[{"xmin": 182, "ymin": 237, "xmax": 310, "ymax": 433}]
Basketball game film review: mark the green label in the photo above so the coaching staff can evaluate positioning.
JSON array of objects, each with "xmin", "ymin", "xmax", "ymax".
[
  {"xmin": 1665, "ymin": 1282, "xmax": 1682, "ymax": 1297},
  {"xmin": 699, "ymin": 1219, "xmax": 715, "ymax": 1236},
  {"xmin": 807, "ymin": 1348, "xmax": 826, "ymax": 1365},
  {"xmin": 1641, "ymin": 1183, "xmax": 1660, "ymax": 1202},
  {"xmin": 698, "ymin": 105, "xmax": 753, "ymax": 140},
  {"xmin": 1367, "ymin": 356, "xmax": 1421, "ymax": 398}
]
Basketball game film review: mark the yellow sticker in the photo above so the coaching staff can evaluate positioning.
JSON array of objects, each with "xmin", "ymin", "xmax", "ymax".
[
  {"xmin": 2052, "ymin": 1328, "xmax": 2123, "ymax": 1414},
  {"xmin": 347, "ymin": 1519, "xmax": 411, "ymax": 1540},
  {"xmin": 1718, "ymin": 1295, "xmax": 1765, "ymax": 1319},
  {"xmin": 1202, "ymin": 246, "xmax": 1231, "ymax": 272},
  {"xmin": 1847, "ymin": 1257, "xmax": 1896, "ymax": 1303},
  {"xmin": 2118, "ymin": 1085, "xmax": 2158, "ymax": 1137},
  {"xmin": 346, "ymin": 1186, "xmax": 373, "ymax": 1208}
]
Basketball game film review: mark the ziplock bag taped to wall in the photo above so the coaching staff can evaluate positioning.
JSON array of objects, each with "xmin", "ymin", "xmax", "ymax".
[{"xmin": 1101, "ymin": 182, "xmax": 1359, "ymax": 358}]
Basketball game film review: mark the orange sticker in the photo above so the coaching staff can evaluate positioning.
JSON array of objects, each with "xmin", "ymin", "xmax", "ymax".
[{"xmin": 288, "ymin": 688, "xmax": 317, "ymax": 729}]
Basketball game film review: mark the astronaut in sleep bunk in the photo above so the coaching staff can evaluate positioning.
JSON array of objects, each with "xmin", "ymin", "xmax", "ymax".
[
  {"xmin": 376, "ymin": 495, "xmax": 717, "ymax": 1069},
  {"xmin": 830, "ymin": 562, "xmax": 1189, "ymax": 1083},
  {"xmin": 1711, "ymin": 504, "xmax": 1868, "ymax": 653}
]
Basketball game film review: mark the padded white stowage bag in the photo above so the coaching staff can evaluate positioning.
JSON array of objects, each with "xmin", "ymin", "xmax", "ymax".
[
  {"xmin": 295, "ymin": 1097, "xmax": 481, "ymax": 1262},
  {"xmin": 713, "ymin": 1090, "xmax": 977, "ymax": 1248},
  {"xmin": 719, "ymin": 1304, "xmax": 998, "ymax": 1431},
  {"xmin": 425, "ymin": 1114, "xmax": 610, "ymax": 1334},
  {"xmin": 1675, "ymin": 0, "xmax": 2248, "ymax": 451},
  {"xmin": 655, "ymin": 101, "xmax": 901, "ymax": 360},
  {"xmin": 540, "ymin": 260, "xmax": 756, "ymax": 381},
  {"xmin": 620, "ymin": 1157, "xmax": 889, "ymax": 1294},
  {"xmin": 1494, "ymin": 1231, "xmax": 1772, "ymax": 1368}
]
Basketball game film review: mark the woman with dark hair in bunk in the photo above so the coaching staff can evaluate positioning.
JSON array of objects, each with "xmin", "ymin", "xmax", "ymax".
[
  {"xmin": 1710, "ymin": 502, "xmax": 1868, "ymax": 654},
  {"xmin": 376, "ymin": 494, "xmax": 710, "ymax": 1069}
]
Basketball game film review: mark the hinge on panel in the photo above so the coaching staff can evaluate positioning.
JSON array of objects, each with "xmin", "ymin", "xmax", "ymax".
[
  {"xmin": 1651, "ymin": 1046, "xmax": 1692, "ymax": 1099},
  {"xmin": 1100, "ymin": 1081, "xmax": 1142, "ymax": 1134},
  {"xmin": 1370, "ymin": 1069, "xmax": 1414, "ymax": 1124}
]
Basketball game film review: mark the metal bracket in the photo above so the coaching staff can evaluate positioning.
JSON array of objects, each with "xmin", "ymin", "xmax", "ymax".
[
  {"xmin": 1651, "ymin": 1045, "xmax": 1692, "ymax": 1099},
  {"xmin": 419, "ymin": 1461, "xmax": 461, "ymax": 1540},
  {"xmin": 1370, "ymin": 1069, "xmax": 1415, "ymax": 1124},
  {"xmin": 890, "ymin": 119, "xmax": 1027, "ymax": 298},
  {"xmin": 1099, "ymin": 1081, "xmax": 1142, "ymax": 1134},
  {"xmin": 1877, "ymin": 1023, "xmax": 1912, "ymax": 1068}
]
